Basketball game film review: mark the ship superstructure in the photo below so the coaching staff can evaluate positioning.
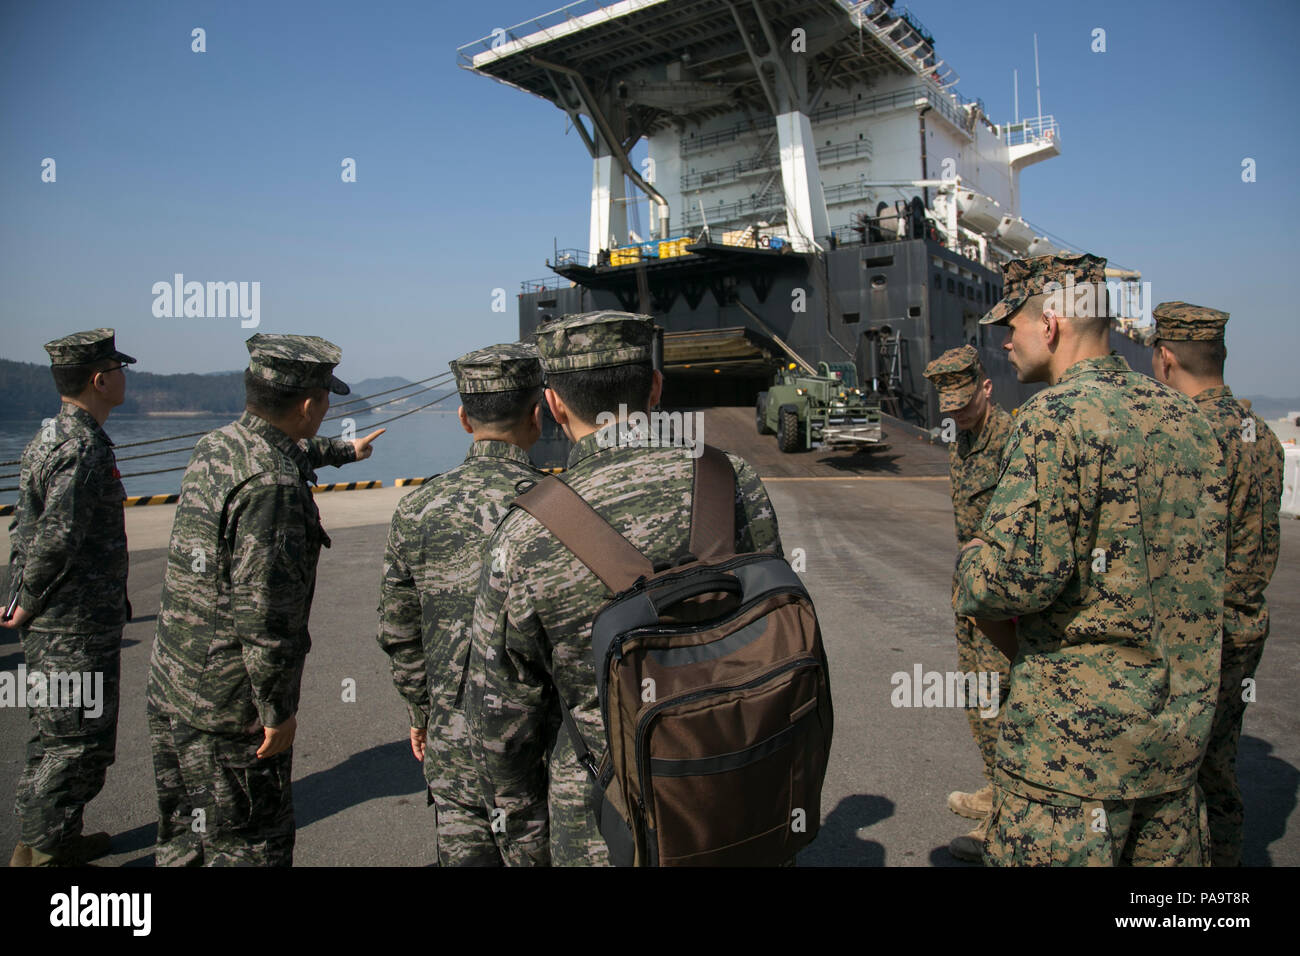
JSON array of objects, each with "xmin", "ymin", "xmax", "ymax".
[{"xmin": 459, "ymin": 0, "xmax": 1152, "ymax": 441}]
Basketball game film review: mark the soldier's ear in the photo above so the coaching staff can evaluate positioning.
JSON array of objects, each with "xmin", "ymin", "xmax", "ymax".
[
  {"xmin": 457, "ymin": 406, "xmax": 473, "ymax": 435},
  {"xmin": 545, "ymin": 387, "xmax": 569, "ymax": 428}
]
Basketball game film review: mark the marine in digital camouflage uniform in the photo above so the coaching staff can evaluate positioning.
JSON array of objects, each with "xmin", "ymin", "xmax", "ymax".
[
  {"xmin": 466, "ymin": 312, "xmax": 782, "ymax": 866},
  {"xmin": 146, "ymin": 333, "xmax": 381, "ymax": 866},
  {"xmin": 377, "ymin": 343, "xmax": 544, "ymax": 866},
  {"xmin": 922, "ymin": 344, "xmax": 1013, "ymax": 862},
  {"xmin": 5, "ymin": 330, "xmax": 134, "ymax": 867},
  {"xmin": 955, "ymin": 254, "xmax": 1228, "ymax": 866},
  {"xmin": 1151, "ymin": 302, "xmax": 1288, "ymax": 867}
]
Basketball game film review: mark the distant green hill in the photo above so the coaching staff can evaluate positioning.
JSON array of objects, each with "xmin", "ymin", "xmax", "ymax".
[{"xmin": 0, "ymin": 358, "xmax": 411, "ymax": 418}]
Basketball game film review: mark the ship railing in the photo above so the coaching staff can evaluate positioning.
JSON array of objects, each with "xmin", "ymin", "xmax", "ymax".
[
  {"xmin": 680, "ymin": 138, "xmax": 872, "ymax": 191},
  {"xmin": 681, "ymin": 192, "xmax": 787, "ymax": 230},
  {"xmin": 550, "ymin": 248, "xmax": 599, "ymax": 268},
  {"xmin": 522, "ymin": 276, "xmax": 571, "ymax": 294},
  {"xmin": 681, "ymin": 116, "xmax": 776, "ymax": 156},
  {"xmin": 817, "ymin": 139, "xmax": 874, "ymax": 165},
  {"xmin": 680, "ymin": 84, "xmax": 968, "ymax": 159},
  {"xmin": 811, "ymin": 83, "xmax": 967, "ymax": 134},
  {"xmin": 823, "ymin": 180, "xmax": 879, "ymax": 206},
  {"xmin": 456, "ymin": 0, "xmax": 620, "ymax": 67},
  {"xmin": 680, "ymin": 154, "xmax": 776, "ymax": 190},
  {"xmin": 1003, "ymin": 115, "xmax": 1060, "ymax": 147}
]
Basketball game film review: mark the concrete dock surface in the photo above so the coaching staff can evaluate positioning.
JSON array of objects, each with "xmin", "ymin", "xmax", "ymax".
[{"xmin": 1, "ymin": 412, "xmax": 1296, "ymax": 866}]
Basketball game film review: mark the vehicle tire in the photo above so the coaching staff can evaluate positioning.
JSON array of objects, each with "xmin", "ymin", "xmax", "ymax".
[
  {"xmin": 777, "ymin": 405, "xmax": 801, "ymax": 453},
  {"xmin": 756, "ymin": 392, "xmax": 773, "ymax": 434}
]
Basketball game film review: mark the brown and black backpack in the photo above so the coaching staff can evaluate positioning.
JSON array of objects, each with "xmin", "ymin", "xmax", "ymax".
[{"xmin": 513, "ymin": 444, "xmax": 833, "ymax": 866}]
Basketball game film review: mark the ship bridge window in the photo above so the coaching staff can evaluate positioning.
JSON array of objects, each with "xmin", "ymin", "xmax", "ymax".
[
  {"xmin": 985, "ymin": 281, "xmax": 992, "ymax": 303},
  {"xmin": 947, "ymin": 278, "xmax": 955, "ymax": 293},
  {"xmin": 934, "ymin": 274, "xmax": 942, "ymax": 289},
  {"xmin": 842, "ymin": 312, "xmax": 860, "ymax": 324},
  {"xmin": 866, "ymin": 255, "xmax": 894, "ymax": 268},
  {"xmin": 908, "ymin": 306, "xmax": 921, "ymax": 318}
]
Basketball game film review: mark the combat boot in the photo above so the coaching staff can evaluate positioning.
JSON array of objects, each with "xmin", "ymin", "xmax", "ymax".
[
  {"xmin": 28, "ymin": 832, "xmax": 112, "ymax": 867},
  {"xmin": 948, "ymin": 816, "xmax": 989, "ymax": 864},
  {"xmin": 946, "ymin": 783, "xmax": 992, "ymax": 820},
  {"xmin": 9, "ymin": 843, "xmax": 32, "ymax": 867}
]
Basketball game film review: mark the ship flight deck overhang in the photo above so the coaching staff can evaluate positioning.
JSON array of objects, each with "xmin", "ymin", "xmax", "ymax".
[{"xmin": 457, "ymin": 0, "xmax": 951, "ymax": 134}]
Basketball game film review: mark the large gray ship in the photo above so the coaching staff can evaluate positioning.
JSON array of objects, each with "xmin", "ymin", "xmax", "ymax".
[{"xmin": 458, "ymin": 0, "xmax": 1154, "ymax": 465}]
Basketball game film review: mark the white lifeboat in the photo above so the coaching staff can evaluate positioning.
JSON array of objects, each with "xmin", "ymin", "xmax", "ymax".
[
  {"xmin": 956, "ymin": 190, "xmax": 1003, "ymax": 234},
  {"xmin": 995, "ymin": 215, "xmax": 1035, "ymax": 253}
]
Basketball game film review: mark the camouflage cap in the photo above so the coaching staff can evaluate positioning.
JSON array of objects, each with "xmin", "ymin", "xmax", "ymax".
[
  {"xmin": 245, "ymin": 333, "xmax": 349, "ymax": 395},
  {"xmin": 980, "ymin": 252, "xmax": 1108, "ymax": 325},
  {"xmin": 1153, "ymin": 302, "xmax": 1229, "ymax": 342},
  {"xmin": 44, "ymin": 328, "xmax": 136, "ymax": 367},
  {"xmin": 534, "ymin": 310, "xmax": 655, "ymax": 373},
  {"xmin": 450, "ymin": 342, "xmax": 544, "ymax": 395},
  {"xmin": 922, "ymin": 344, "xmax": 984, "ymax": 412}
]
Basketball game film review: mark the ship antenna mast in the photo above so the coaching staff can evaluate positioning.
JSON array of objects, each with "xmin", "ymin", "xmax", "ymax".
[{"xmin": 1034, "ymin": 33, "xmax": 1043, "ymax": 120}]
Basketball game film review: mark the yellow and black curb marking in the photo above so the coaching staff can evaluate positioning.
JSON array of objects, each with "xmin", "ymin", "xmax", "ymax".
[
  {"xmin": 126, "ymin": 494, "xmax": 181, "ymax": 507},
  {"xmin": 311, "ymin": 480, "xmax": 383, "ymax": 493},
  {"xmin": 394, "ymin": 477, "xmax": 427, "ymax": 487}
]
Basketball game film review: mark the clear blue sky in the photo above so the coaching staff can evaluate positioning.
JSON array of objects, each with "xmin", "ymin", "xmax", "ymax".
[{"xmin": 2, "ymin": 0, "xmax": 1297, "ymax": 395}]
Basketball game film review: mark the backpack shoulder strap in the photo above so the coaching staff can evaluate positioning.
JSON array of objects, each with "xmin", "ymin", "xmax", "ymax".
[
  {"xmin": 688, "ymin": 445, "xmax": 737, "ymax": 562},
  {"xmin": 513, "ymin": 475, "xmax": 652, "ymax": 594}
]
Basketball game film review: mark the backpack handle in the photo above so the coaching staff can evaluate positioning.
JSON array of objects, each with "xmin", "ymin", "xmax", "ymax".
[{"xmin": 647, "ymin": 573, "xmax": 742, "ymax": 616}]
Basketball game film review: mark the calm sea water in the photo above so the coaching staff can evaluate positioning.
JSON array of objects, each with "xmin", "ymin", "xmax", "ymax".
[{"xmin": 0, "ymin": 408, "xmax": 475, "ymax": 502}]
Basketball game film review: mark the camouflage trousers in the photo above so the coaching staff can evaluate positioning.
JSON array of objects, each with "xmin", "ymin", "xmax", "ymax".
[
  {"xmin": 1198, "ymin": 636, "xmax": 1266, "ymax": 868},
  {"xmin": 955, "ymin": 615, "xmax": 1009, "ymax": 781},
  {"xmin": 983, "ymin": 772, "xmax": 1210, "ymax": 867},
  {"xmin": 14, "ymin": 629, "xmax": 121, "ymax": 853},
  {"xmin": 146, "ymin": 708, "xmax": 294, "ymax": 867},
  {"xmin": 425, "ymin": 709, "xmax": 503, "ymax": 866}
]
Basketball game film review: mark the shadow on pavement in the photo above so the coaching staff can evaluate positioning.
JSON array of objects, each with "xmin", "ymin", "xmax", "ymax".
[
  {"xmin": 1240, "ymin": 734, "xmax": 1297, "ymax": 866},
  {"xmin": 797, "ymin": 793, "xmax": 891, "ymax": 866},
  {"xmin": 294, "ymin": 739, "xmax": 425, "ymax": 829},
  {"xmin": 929, "ymin": 844, "xmax": 980, "ymax": 867}
]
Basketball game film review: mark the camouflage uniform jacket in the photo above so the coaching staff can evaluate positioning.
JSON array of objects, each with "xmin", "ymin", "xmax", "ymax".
[
  {"xmin": 377, "ymin": 440, "xmax": 540, "ymax": 731},
  {"xmin": 954, "ymin": 354, "xmax": 1228, "ymax": 799},
  {"xmin": 468, "ymin": 432, "xmax": 782, "ymax": 866},
  {"xmin": 949, "ymin": 403, "xmax": 1013, "ymax": 546},
  {"xmin": 8, "ymin": 403, "xmax": 128, "ymax": 632},
  {"xmin": 1193, "ymin": 386, "xmax": 1287, "ymax": 650},
  {"xmin": 147, "ymin": 411, "xmax": 356, "ymax": 733}
]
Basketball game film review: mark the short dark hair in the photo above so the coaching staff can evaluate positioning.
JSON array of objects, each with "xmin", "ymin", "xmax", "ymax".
[
  {"xmin": 546, "ymin": 362, "xmax": 655, "ymax": 424},
  {"xmin": 461, "ymin": 386, "xmax": 543, "ymax": 430},
  {"xmin": 1157, "ymin": 339, "xmax": 1226, "ymax": 378},
  {"xmin": 244, "ymin": 369, "xmax": 323, "ymax": 418},
  {"xmin": 51, "ymin": 359, "xmax": 113, "ymax": 398}
]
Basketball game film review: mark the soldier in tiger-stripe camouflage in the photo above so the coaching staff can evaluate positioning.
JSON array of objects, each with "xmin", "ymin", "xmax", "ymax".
[
  {"xmin": 377, "ymin": 343, "xmax": 544, "ymax": 866},
  {"xmin": 466, "ymin": 312, "xmax": 782, "ymax": 866},
  {"xmin": 146, "ymin": 333, "xmax": 382, "ymax": 866},
  {"xmin": 5, "ymin": 329, "xmax": 135, "ymax": 868}
]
